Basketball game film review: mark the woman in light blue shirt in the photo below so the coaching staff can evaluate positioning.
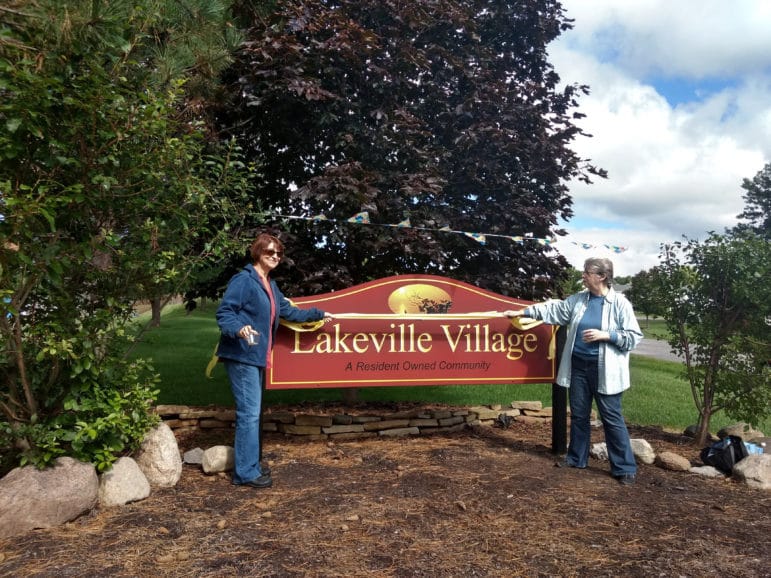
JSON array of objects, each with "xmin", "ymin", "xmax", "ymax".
[{"xmin": 504, "ymin": 258, "xmax": 643, "ymax": 485}]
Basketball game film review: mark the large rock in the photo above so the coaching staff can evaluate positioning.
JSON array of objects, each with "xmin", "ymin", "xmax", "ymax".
[
  {"xmin": 717, "ymin": 423, "xmax": 765, "ymax": 441},
  {"xmin": 590, "ymin": 440, "xmax": 655, "ymax": 464},
  {"xmin": 630, "ymin": 439, "xmax": 656, "ymax": 464},
  {"xmin": 655, "ymin": 451, "xmax": 691, "ymax": 471},
  {"xmin": 183, "ymin": 447, "xmax": 205, "ymax": 465},
  {"xmin": 202, "ymin": 445, "xmax": 234, "ymax": 474},
  {"xmin": 590, "ymin": 442, "xmax": 609, "ymax": 461},
  {"xmin": 683, "ymin": 424, "xmax": 699, "ymax": 438},
  {"xmin": 689, "ymin": 465, "xmax": 726, "ymax": 478},
  {"xmin": 732, "ymin": 454, "xmax": 771, "ymax": 490},
  {"xmin": 0, "ymin": 457, "xmax": 98, "ymax": 539},
  {"xmin": 98, "ymin": 457, "xmax": 151, "ymax": 507},
  {"xmin": 135, "ymin": 422, "xmax": 182, "ymax": 487}
]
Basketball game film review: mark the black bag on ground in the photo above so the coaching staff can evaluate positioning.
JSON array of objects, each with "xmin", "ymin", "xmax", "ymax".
[{"xmin": 700, "ymin": 435, "xmax": 749, "ymax": 473}]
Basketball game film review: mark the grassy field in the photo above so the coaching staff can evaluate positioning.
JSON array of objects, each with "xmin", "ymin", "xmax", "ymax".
[
  {"xmin": 635, "ymin": 316, "xmax": 669, "ymax": 340},
  {"xmin": 130, "ymin": 303, "xmax": 768, "ymax": 434}
]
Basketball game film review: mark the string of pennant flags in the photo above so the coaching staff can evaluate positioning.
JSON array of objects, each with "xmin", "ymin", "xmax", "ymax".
[{"xmin": 273, "ymin": 212, "xmax": 627, "ymax": 253}]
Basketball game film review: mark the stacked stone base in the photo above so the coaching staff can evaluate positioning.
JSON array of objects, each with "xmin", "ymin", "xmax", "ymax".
[{"xmin": 155, "ymin": 402, "xmax": 552, "ymax": 441}]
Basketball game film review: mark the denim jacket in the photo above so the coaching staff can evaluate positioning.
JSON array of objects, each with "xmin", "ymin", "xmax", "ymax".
[
  {"xmin": 216, "ymin": 265, "xmax": 325, "ymax": 368},
  {"xmin": 524, "ymin": 288, "xmax": 643, "ymax": 394}
]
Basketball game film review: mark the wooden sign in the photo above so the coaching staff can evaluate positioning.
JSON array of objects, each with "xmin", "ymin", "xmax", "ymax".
[{"xmin": 267, "ymin": 274, "xmax": 555, "ymax": 390}]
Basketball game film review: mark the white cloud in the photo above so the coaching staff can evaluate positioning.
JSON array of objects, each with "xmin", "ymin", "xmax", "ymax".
[
  {"xmin": 559, "ymin": 0, "xmax": 771, "ymax": 78},
  {"xmin": 548, "ymin": 0, "xmax": 771, "ymax": 277}
]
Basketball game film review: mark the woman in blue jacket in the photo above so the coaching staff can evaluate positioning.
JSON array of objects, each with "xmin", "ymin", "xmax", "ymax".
[
  {"xmin": 503, "ymin": 258, "xmax": 643, "ymax": 485},
  {"xmin": 216, "ymin": 233, "xmax": 333, "ymax": 489}
]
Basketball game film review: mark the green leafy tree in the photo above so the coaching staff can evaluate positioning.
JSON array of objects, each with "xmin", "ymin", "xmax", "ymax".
[
  {"xmin": 656, "ymin": 234, "xmax": 770, "ymax": 445},
  {"xmin": 214, "ymin": 0, "xmax": 604, "ymax": 299},
  {"xmin": 118, "ymin": 0, "xmax": 248, "ymax": 326},
  {"xmin": 556, "ymin": 265, "xmax": 583, "ymax": 298},
  {"xmin": 0, "ymin": 0, "xmax": 253, "ymax": 471},
  {"xmin": 733, "ymin": 162, "xmax": 771, "ymax": 239},
  {"xmin": 626, "ymin": 268, "xmax": 665, "ymax": 327}
]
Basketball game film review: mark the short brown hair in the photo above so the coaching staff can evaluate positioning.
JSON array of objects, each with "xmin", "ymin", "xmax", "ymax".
[
  {"xmin": 584, "ymin": 257, "xmax": 614, "ymax": 288},
  {"xmin": 249, "ymin": 233, "xmax": 284, "ymax": 263}
]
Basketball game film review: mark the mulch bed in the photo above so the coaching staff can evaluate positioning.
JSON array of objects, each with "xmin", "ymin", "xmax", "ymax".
[{"xmin": 1, "ymin": 416, "xmax": 769, "ymax": 577}]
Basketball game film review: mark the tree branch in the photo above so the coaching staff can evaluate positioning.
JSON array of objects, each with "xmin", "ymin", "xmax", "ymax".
[{"xmin": 12, "ymin": 314, "xmax": 37, "ymax": 417}]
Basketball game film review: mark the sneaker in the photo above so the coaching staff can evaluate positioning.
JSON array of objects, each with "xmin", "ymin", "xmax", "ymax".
[{"xmin": 616, "ymin": 474, "xmax": 636, "ymax": 485}]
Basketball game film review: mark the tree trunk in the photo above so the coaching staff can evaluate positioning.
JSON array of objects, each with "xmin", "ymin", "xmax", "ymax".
[
  {"xmin": 695, "ymin": 411, "xmax": 712, "ymax": 446},
  {"xmin": 150, "ymin": 297, "xmax": 162, "ymax": 327}
]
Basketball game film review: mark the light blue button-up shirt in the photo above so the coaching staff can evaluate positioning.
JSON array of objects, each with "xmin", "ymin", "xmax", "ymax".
[{"xmin": 524, "ymin": 288, "xmax": 643, "ymax": 395}]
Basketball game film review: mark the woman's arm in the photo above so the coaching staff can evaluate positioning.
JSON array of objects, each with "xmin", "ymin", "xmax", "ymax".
[
  {"xmin": 504, "ymin": 295, "xmax": 581, "ymax": 327},
  {"xmin": 274, "ymin": 283, "xmax": 326, "ymax": 323},
  {"xmin": 606, "ymin": 297, "xmax": 643, "ymax": 351},
  {"xmin": 216, "ymin": 273, "xmax": 249, "ymax": 338}
]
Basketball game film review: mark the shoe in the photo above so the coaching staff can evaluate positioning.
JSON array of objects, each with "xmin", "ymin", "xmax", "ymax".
[
  {"xmin": 616, "ymin": 474, "xmax": 636, "ymax": 485},
  {"xmin": 261, "ymin": 462, "xmax": 271, "ymax": 476},
  {"xmin": 238, "ymin": 474, "xmax": 273, "ymax": 489},
  {"xmin": 555, "ymin": 459, "xmax": 584, "ymax": 469}
]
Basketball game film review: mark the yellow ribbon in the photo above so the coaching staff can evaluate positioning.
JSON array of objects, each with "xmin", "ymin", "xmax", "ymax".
[
  {"xmin": 506, "ymin": 316, "xmax": 555, "ymax": 360},
  {"xmin": 508, "ymin": 316, "xmax": 541, "ymax": 331},
  {"xmin": 205, "ymin": 342, "xmax": 220, "ymax": 379},
  {"xmin": 279, "ymin": 319, "xmax": 326, "ymax": 332},
  {"xmin": 281, "ymin": 310, "xmax": 548, "ymax": 330}
]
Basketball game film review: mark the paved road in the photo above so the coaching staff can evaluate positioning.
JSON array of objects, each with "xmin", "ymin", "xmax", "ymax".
[{"xmin": 632, "ymin": 338, "xmax": 683, "ymax": 363}]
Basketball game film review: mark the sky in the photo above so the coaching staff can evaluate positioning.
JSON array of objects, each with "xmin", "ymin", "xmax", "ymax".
[{"xmin": 547, "ymin": 0, "xmax": 771, "ymax": 277}]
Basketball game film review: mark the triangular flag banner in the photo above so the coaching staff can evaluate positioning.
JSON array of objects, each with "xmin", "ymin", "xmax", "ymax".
[
  {"xmin": 464, "ymin": 232, "xmax": 486, "ymax": 245},
  {"xmin": 273, "ymin": 213, "xmax": 626, "ymax": 253},
  {"xmin": 348, "ymin": 211, "xmax": 370, "ymax": 224}
]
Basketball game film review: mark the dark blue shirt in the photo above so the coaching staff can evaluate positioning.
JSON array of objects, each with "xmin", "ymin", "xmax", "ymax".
[{"xmin": 572, "ymin": 293, "xmax": 604, "ymax": 359}]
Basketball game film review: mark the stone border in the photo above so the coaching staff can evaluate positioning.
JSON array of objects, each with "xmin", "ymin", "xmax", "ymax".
[{"xmin": 155, "ymin": 402, "xmax": 552, "ymax": 440}]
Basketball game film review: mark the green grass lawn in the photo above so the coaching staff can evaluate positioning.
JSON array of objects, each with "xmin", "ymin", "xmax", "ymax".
[
  {"xmin": 636, "ymin": 316, "xmax": 670, "ymax": 340},
  {"xmin": 130, "ymin": 303, "xmax": 768, "ymax": 434}
]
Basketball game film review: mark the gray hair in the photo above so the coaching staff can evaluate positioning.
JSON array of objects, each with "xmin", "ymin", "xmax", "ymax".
[{"xmin": 584, "ymin": 257, "xmax": 614, "ymax": 288}]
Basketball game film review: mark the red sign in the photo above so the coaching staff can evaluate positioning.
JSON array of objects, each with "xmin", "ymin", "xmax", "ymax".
[{"xmin": 267, "ymin": 275, "xmax": 555, "ymax": 389}]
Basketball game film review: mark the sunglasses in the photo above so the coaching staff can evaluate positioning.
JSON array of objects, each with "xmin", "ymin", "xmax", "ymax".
[{"xmin": 263, "ymin": 249, "xmax": 284, "ymax": 258}]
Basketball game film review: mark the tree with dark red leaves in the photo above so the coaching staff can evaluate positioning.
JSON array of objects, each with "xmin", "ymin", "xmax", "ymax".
[{"xmin": 216, "ymin": 0, "xmax": 605, "ymax": 299}]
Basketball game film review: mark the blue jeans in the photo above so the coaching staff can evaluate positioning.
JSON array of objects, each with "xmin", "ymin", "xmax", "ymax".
[
  {"xmin": 225, "ymin": 361, "xmax": 266, "ymax": 484},
  {"xmin": 566, "ymin": 355, "xmax": 637, "ymax": 477}
]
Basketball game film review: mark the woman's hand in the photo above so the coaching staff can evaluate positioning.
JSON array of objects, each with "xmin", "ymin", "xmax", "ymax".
[
  {"xmin": 581, "ymin": 329, "xmax": 610, "ymax": 343},
  {"xmin": 324, "ymin": 313, "xmax": 335, "ymax": 323},
  {"xmin": 502, "ymin": 309, "xmax": 524, "ymax": 318}
]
